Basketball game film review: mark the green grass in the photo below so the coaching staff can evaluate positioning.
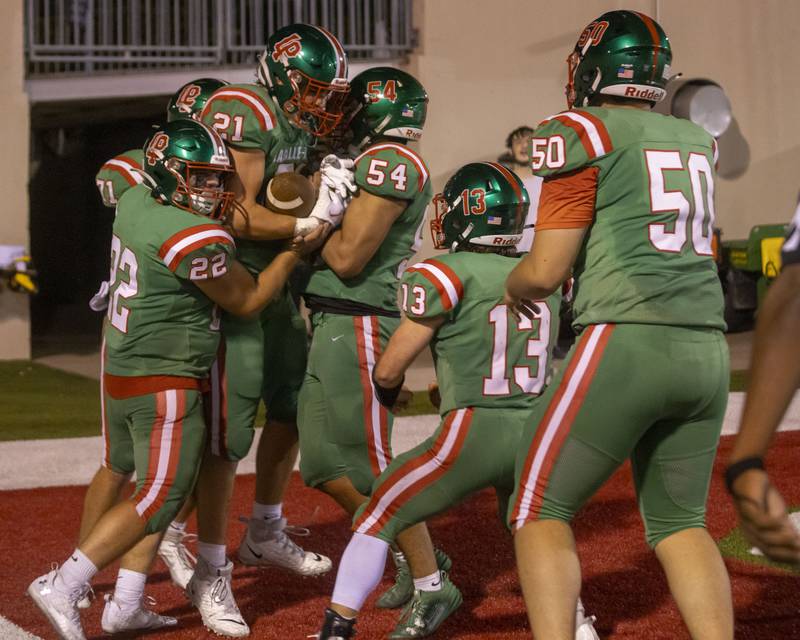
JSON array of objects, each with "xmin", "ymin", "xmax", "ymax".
[
  {"xmin": 0, "ymin": 360, "xmax": 100, "ymax": 441},
  {"xmin": 0, "ymin": 362, "xmax": 750, "ymax": 442},
  {"xmin": 718, "ymin": 511, "xmax": 800, "ymax": 575}
]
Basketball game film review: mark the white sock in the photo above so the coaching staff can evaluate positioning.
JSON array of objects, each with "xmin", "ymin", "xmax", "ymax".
[
  {"xmin": 168, "ymin": 520, "xmax": 187, "ymax": 534},
  {"xmin": 414, "ymin": 570, "xmax": 443, "ymax": 592},
  {"xmin": 198, "ymin": 542, "xmax": 227, "ymax": 568},
  {"xmin": 331, "ymin": 533, "xmax": 389, "ymax": 612},
  {"xmin": 113, "ymin": 569, "xmax": 146, "ymax": 611},
  {"xmin": 252, "ymin": 502, "xmax": 282, "ymax": 520},
  {"xmin": 58, "ymin": 549, "xmax": 97, "ymax": 593}
]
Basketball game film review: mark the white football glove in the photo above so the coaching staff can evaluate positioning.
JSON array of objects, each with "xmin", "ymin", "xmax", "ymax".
[
  {"xmin": 294, "ymin": 187, "xmax": 346, "ymax": 236},
  {"xmin": 89, "ymin": 280, "xmax": 110, "ymax": 312},
  {"xmin": 319, "ymin": 154, "xmax": 357, "ymax": 201}
]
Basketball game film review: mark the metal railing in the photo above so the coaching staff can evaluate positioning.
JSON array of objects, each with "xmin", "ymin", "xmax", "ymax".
[{"xmin": 25, "ymin": 0, "xmax": 414, "ymax": 77}]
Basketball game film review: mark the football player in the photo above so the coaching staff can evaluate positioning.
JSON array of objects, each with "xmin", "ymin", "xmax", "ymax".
[
  {"xmin": 185, "ymin": 24, "xmax": 350, "ymax": 636},
  {"xmin": 298, "ymin": 67, "xmax": 459, "ymax": 636},
  {"xmin": 94, "ymin": 78, "xmax": 227, "ymax": 212},
  {"xmin": 505, "ymin": 11, "xmax": 732, "ymax": 639},
  {"xmin": 315, "ymin": 162, "xmax": 565, "ymax": 639},
  {"xmin": 499, "ymin": 125, "xmax": 540, "ymax": 253},
  {"xmin": 726, "ymin": 206, "xmax": 800, "ymax": 564},
  {"xmin": 72, "ymin": 77, "xmax": 230, "ymax": 629},
  {"xmin": 28, "ymin": 119, "xmax": 319, "ymax": 640}
]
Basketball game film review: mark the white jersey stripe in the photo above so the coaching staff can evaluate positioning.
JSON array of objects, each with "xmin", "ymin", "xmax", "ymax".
[
  {"xmin": 355, "ymin": 143, "xmax": 429, "ymax": 185},
  {"xmin": 410, "ymin": 262, "xmax": 460, "ymax": 309},
  {"xmin": 514, "ymin": 325, "xmax": 607, "ymax": 529},
  {"xmin": 162, "ymin": 229, "xmax": 234, "ymax": 270},
  {"xmin": 104, "ymin": 159, "xmax": 144, "ymax": 184},
  {"xmin": 362, "ymin": 317, "xmax": 390, "ymax": 472},
  {"xmin": 209, "ymin": 89, "xmax": 276, "ymax": 130},
  {"xmin": 135, "ymin": 390, "xmax": 177, "ymax": 517},
  {"xmin": 555, "ymin": 111, "xmax": 608, "ymax": 157},
  {"xmin": 356, "ymin": 408, "xmax": 469, "ymax": 534}
]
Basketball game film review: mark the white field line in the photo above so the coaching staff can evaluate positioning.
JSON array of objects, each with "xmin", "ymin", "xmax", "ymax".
[
  {"xmin": 0, "ymin": 615, "xmax": 42, "ymax": 640},
  {"xmin": 2, "ymin": 392, "xmax": 800, "ymax": 492}
]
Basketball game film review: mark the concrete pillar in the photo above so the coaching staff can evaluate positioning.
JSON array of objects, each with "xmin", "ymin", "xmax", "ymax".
[{"xmin": 0, "ymin": 3, "xmax": 30, "ymax": 359}]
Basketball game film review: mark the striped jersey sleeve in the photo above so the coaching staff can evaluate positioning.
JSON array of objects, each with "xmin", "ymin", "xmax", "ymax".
[
  {"xmin": 530, "ymin": 109, "xmax": 614, "ymax": 178},
  {"xmin": 782, "ymin": 202, "xmax": 800, "ymax": 267},
  {"xmin": 158, "ymin": 224, "xmax": 236, "ymax": 281},
  {"xmin": 354, "ymin": 143, "xmax": 430, "ymax": 201},
  {"xmin": 96, "ymin": 149, "xmax": 144, "ymax": 208},
  {"xmin": 401, "ymin": 258, "xmax": 465, "ymax": 318},
  {"xmin": 200, "ymin": 85, "xmax": 277, "ymax": 150}
]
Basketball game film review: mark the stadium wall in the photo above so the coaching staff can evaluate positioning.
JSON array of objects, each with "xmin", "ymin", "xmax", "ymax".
[
  {"xmin": 0, "ymin": 2, "xmax": 30, "ymax": 359},
  {"xmin": 409, "ymin": 0, "xmax": 800, "ymax": 259}
]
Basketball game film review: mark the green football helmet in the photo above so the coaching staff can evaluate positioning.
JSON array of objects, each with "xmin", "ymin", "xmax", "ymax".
[
  {"xmin": 566, "ymin": 10, "xmax": 672, "ymax": 108},
  {"xmin": 142, "ymin": 120, "xmax": 234, "ymax": 220},
  {"xmin": 431, "ymin": 162, "xmax": 529, "ymax": 253},
  {"xmin": 166, "ymin": 78, "xmax": 228, "ymax": 122},
  {"xmin": 256, "ymin": 23, "xmax": 349, "ymax": 137},
  {"xmin": 344, "ymin": 67, "xmax": 428, "ymax": 149}
]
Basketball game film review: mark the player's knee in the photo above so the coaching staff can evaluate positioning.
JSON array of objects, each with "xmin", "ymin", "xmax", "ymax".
[
  {"xmin": 214, "ymin": 430, "xmax": 254, "ymax": 462},
  {"xmin": 645, "ymin": 519, "xmax": 707, "ymax": 549},
  {"xmin": 142, "ymin": 493, "xmax": 191, "ymax": 535}
]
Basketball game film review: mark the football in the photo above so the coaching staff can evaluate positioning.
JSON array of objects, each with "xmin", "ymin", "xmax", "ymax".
[{"xmin": 264, "ymin": 172, "xmax": 316, "ymax": 218}]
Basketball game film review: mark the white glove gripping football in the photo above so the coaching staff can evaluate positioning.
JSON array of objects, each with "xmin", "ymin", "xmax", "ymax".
[
  {"xmin": 293, "ymin": 186, "xmax": 345, "ymax": 236},
  {"xmin": 320, "ymin": 154, "xmax": 357, "ymax": 201},
  {"xmin": 89, "ymin": 280, "xmax": 110, "ymax": 312}
]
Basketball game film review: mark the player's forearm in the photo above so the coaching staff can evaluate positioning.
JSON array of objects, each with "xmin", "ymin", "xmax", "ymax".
[
  {"xmin": 320, "ymin": 232, "xmax": 366, "ymax": 279},
  {"xmin": 225, "ymin": 251, "xmax": 298, "ymax": 319},
  {"xmin": 229, "ymin": 201, "xmax": 297, "ymax": 241},
  {"xmin": 731, "ymin": 268, "xmax": 800, "ymax": 462},
  {"xmin": 374, "ymin": 319, "xmax": 438, "ymax": 387},
  {"xmin": 506, "ymin": 259, "xmax": 560, "ymax": 301}
]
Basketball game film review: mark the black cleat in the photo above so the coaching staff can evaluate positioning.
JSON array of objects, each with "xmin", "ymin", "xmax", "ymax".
[{"xmin": 318, "ymin": 608, "xmax": 357, "ymax": 639}]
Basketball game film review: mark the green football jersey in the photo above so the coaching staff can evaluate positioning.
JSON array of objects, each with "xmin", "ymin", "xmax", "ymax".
[
  {"xmin": 305, "ymin": 142, "xmax": 432, "ymax": 311},
  {"xmin": 402, "ymin": 252, "xmax": 561, "ymax": 414},
  {"xmin": 531, "ymin": 107, "xmax": 724, "ymax": 330},
  {"xmin": 200, "ymin": 83, "xmax": 315, "ymax": 274},
  {"xmin": 95, "ymin": 149, "xmax": 145, "ymax": 209},
  {"xmin": 104, "ymin": 184, "xmax": 236, "ymax": 378}
]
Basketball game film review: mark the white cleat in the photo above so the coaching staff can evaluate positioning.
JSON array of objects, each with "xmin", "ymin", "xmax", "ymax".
[
  {"xmin": 158, "ymin": 528, "xmax": 197, "ymax": 590},
  {"xmin": 27, "ymin": 569, "xmax": 88, "ymax": 640},
  {"xmin": 101, "ymin": 594, "xmax": 178, "ymax": 633},
  {"xmin": 187, "ymin": 557, "xmax": 249, "ymax": 638},
  {"xmin": 237, "ymin": 517, "xmax": 333, "ymax": 576},
  {"xmin": 575, "ymin": 598, "xmax": 600, "ymax": 640}
]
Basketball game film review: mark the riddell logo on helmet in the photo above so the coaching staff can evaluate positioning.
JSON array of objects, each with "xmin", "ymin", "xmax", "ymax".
[
  {"xmin": 492, "ymin": 237, "xmax": 517, "ymax": 246},
  {"xmin": 624, "ymin": 86, "xmax": 663, "ymax": 100},
  {"xmin": 272, "ymin": 34, "xmax": 303, "ymax": 62}
]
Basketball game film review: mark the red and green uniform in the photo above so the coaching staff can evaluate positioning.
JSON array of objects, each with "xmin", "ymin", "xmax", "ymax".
[
  {"xmin": 297, "ymin": 142, "xmax": 431, "ymax": 495},
  {"xmin": 102, "ymin": 184, "xmax": 235, "ymax": 533},
  {"xmin": 199, "ymin": 83, "xmax": 315, "ymax": 460},
  {"xmin": 95, "ymin": 149, "xmax": 145, "ymax": 209},
  {"xmin": 353, "ymin": 251, "xmax": 561, "ymax": 541},
  {"xmin": 509, "ymin": 107, "xmax": 729, "ymax": 546}
]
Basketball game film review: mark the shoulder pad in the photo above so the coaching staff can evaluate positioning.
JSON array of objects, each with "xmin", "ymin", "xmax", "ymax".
[
  {"xmin": 402, "ymin": 256, "xmax": 464, "ymax": 318},
  {"xmin": 201, "ymin": 84, "xmax": 277, "ymax": 146},
  {"xmin": 157, "ymin": 223, "xmax": 236, "ymax": 279},
  {"xmin": 355, "ymin": 142, "xmax": 429, "ymax": 200},
  {"xmin": 531, "ymin": 109, "xmax": 614, "ymax": 177}
]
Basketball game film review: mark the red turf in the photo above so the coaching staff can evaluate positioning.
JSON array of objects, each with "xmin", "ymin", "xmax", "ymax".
[{"xmin": 2, "ymin": 432, "xmax": 800, "ymax": 639}]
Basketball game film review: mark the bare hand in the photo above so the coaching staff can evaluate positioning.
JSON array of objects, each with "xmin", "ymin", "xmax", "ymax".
[
  {"xmin": 732, "ymin": 469, "xmax": 800, "ymax": 564},
  {"xmin": 503, "ymin": 291, "xmax": 539, "ymax": 321},
  {"xmin": 291, "ymin": 223, "xmax": 330, "ymax": 256}
]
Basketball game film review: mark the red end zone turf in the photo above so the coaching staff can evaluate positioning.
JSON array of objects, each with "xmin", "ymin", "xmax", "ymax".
[{"xmin": 2, "ymin": 432, "xmax": 800, "ymax": 639}]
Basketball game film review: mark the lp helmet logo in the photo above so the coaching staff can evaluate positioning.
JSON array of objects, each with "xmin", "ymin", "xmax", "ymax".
[
  {"xmin": 146, "ymin": 133, "xmax": 170, "ymax": 166},
  {"xmin": 176, "ymin": 84, "xmax": 202, "ymax": 112},
  {"xmin": 272, "ymin": 34, "xmax": 303, "ymax": 62}
]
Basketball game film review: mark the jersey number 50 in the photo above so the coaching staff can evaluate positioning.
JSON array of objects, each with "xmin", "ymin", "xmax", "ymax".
[{"xmin": 645, "ymin": 150, "xmax": 715, "ymax": 255}]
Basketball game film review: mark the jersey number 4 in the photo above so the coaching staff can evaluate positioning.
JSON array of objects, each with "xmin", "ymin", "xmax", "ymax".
[
  {"xmin": 484, "ymin": 303, "xmax": 551, "ymax": 396},
  {"xmin": 645, "ymin": 150, "xmax": 715, "ymax": 255}
]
